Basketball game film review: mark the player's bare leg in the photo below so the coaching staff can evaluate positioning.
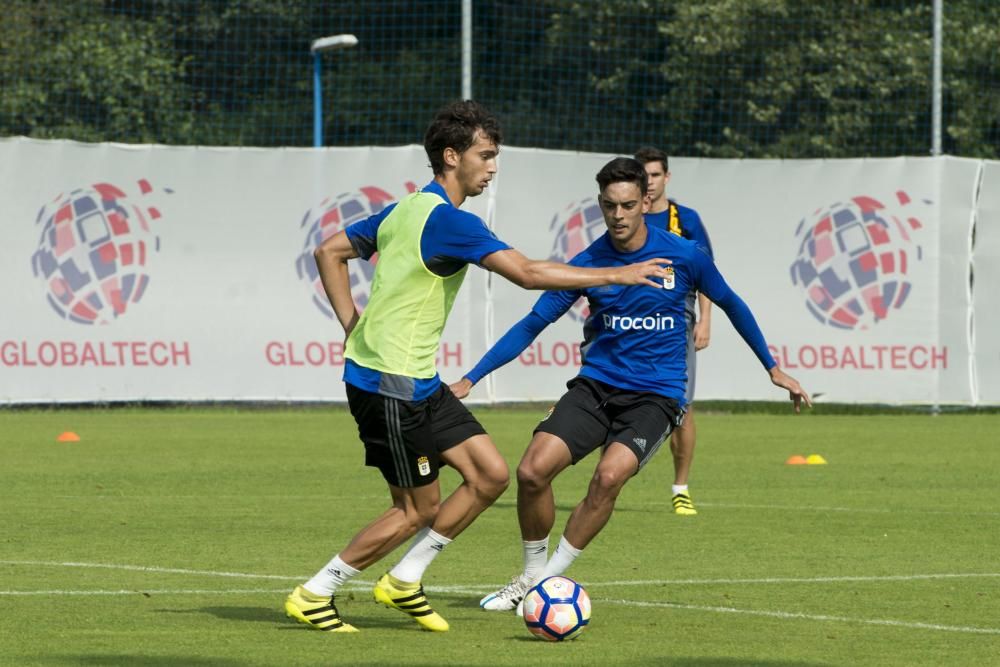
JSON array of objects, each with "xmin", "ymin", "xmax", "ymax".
[
  {"xmin": 562, "ymin": 443, "xmax": 638, "ymax": 550},
  {"xmin": 286, "ymin": 483, "xmax": 439, "ymax": 632},
  {"xmin": 504, "ymin": 442, "xmax": 639, "ymax": 617},
  {"xmin": 479, "ymin": 432, "xmax": 571, "ymax": 611},
  {"xmin": 376, "ymin": 436, "xmax": 507, "ymax": 630},
  {"xmin": 341, "ymin": 483, "xmax": 441, "ymax": 569},
  {"xmin": 516, "ymin": 432, "xmax": 574, "ymax": 541},
  {"xmin": 670, "ymin": 405, "xmax": 697, "ymax": 515},
  {"xmin": 432, "ymin": 434, "xmax": 510, "ymax": 538}
]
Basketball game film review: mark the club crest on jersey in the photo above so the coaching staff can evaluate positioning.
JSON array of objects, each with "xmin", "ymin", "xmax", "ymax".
[
  {"xmin": 662, "ymin": 266, "xmax": 675, "ymax": 290},
  {"xmin": 417, "ymin": 456, "xmax": 431, "ymax": 476}
]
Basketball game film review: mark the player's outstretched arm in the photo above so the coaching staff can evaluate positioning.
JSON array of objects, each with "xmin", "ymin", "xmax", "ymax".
[
  {"xmin": 314, "ymin": 230, "xmax": 361, "ymax": 336},
  {"xmin": 449, "ymin": 311, "xmax": 553, "ymax": 399},
  {"xmin": 482, "ymin": 248, "xmax": 670, "ymax": 290},
  {"xmin": 768, "ymin": 366, "xmax": 812, "ymax": 413}
]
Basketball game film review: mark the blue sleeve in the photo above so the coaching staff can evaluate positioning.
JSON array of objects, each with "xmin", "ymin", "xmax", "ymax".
[
  {"xmin": 465, "ymin": 288, "xmax": 580, "ymax": 384},
  {"xmin": 691, "ymin": 248, "xmax": 775, "ymax": 369},
  {"xmin": 422, "ymin": 206, "xmax": 511, "ymax": 265},
  {"xmin": 466, "ymin": 312, "xmax": 550, "ymax": 385},
  {"xmin": 680, "ymin": 207, "xmax": 714, "ymax": 259},
  {"xmin": 344, "ymin": 203, "xmax": 397, "ymax": 260}
]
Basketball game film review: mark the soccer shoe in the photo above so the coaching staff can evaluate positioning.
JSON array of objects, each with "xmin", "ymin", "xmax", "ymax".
[
  {"xmin": 672, "ymin": 491, "xmax": 698, "ymax": 515},
  {"xmin": 479, "ymin": 573, "xmax": 533, "ymax": 612},
  {"xmin": 373, "ymin": 573, "xmax": 449, "ymax": 632},
  {"xmin": 284, "ymin": 585, "xmax": 358, "ymax": 633}
]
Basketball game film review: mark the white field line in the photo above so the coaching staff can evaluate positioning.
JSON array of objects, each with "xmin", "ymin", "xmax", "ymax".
[
  {"xmin": 597, "ymin": 598, "xmax": 1000, "ymax": 636},
  {"xmin": 43, "ymin": 496, "xmax": 1000, "ymax": 517},
  {"xmin": 3, "ymin": 561, "xmax": 998, "ymax": 589},
  {"xmin": 0, "ymin": 588, "xmax": 290, "ymax": 596},
  {"xmin": 1, "ymin": 561, "xmax": 998, "ymax": 636},
  {"xmin": 694, "ymin": 501, "xmax": 1000, "ymax": 518},
  {"xmin": 0, "ymin": 560, "xmax": 305, "ymax": 580},
  {"xmin": 1, "ymin": 585, "xmax": 996, "ymax": 637}
]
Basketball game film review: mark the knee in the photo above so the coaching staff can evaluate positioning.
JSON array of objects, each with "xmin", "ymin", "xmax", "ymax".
[
  {"xmin": 590, "ymin": 467, "xmax": 627, "ymax": 498},
  {"xmin": 472, "ymin": 459, "xmax": 510, "ymax": 503},
  {"xmin": 516, "ymin": 461, "xmax": 549, "ymax": 494}
]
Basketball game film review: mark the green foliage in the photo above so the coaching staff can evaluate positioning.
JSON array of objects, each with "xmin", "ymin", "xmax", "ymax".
[
  {"xmin": 0, "ymin": 0, "xmax": 194, "ymax": 143},
  {"xmin": 1, "ymin": 0, "xmax": 998, "ymax": 157}
]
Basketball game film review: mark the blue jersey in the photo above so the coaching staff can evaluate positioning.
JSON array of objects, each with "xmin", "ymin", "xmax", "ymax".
[
  {"xmin": 343, "ymin": 180, "xmax": 511, "ymax": 400},
  {"xmin": 646, "ymin": 201, "xmax": 712, "ymax": 321},
  {"xmin": 465, "ymin": 226, "xmax": 775, "ymax": 405}
]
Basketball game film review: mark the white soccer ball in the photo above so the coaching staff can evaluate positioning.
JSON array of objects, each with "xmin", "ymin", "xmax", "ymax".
[{"xmin": 522, "ymin": 575, "xmax": 591, "ymax": 641}]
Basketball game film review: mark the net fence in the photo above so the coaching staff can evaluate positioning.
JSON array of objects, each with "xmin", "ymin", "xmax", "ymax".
[{"xmin": 1, "ymin": 0, "xmax": 997, "ymax": 157}]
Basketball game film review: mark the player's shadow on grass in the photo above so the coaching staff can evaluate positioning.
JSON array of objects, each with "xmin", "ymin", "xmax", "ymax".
[{"xmin": 179, "ymin": 604, "xmax": 435, "ymax": 631}]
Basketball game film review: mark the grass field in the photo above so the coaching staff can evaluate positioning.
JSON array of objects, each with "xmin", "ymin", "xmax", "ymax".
[{"xmin": 1, "ymin": 405, "xmax": 998, "ymax": 666}]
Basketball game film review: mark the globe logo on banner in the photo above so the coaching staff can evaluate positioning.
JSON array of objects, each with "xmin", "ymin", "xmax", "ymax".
[
  {"xmin": 30, "ymin": 180, "xmax": 171, "ymax": 325},
  {"xmin": 789, "ymin": 192, "xmax": 928, "ymax": 331},
  {"xmin": 296, "ymin": 185, "xmax": 409, "ymax": 318},
  {"xmin": 547, "ymin": 197, "xmax": 606, "ymax": 321}
]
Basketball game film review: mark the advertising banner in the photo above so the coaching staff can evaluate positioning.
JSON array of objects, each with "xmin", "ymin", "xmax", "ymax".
[{"xmin": 0, "ymin": 138, "xmax": 989, "ymax": 404}]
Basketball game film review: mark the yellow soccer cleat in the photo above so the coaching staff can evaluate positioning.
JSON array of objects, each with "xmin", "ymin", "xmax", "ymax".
[
  {"xmin": 284, "ymin": 585, "xmax": 359, "ymax": 633},
  {"xmin": 672, "ymin": 491, "xmax": 698, "ymax": 515},
  {"xmin": 373, "ymin": 573, "xmax": 449, "ymax": 632}
]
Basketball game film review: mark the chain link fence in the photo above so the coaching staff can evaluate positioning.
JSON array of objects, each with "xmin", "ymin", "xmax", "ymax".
[{"xmin": 2, "ymin": 0, "xmax": 997, "ymax": 157}]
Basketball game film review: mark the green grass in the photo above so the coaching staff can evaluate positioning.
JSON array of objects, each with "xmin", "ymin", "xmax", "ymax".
[{"xmin": 1, "ymin": 406, "xmax": 998, "ymax": 666}]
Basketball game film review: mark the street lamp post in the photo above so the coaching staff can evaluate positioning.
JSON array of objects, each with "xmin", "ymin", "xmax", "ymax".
[{"xmin": 311, "ymin": 33, "xmax": 358, "ymax": 148}]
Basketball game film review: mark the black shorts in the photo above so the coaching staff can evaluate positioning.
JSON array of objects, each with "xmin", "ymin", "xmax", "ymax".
[
  {"xmin": 535, "ymin": 377, "xmax": 684, "ymax": 471},
  {"xmin": 346, "ymin": 382, "xmax": 486, "ymax": 488}
]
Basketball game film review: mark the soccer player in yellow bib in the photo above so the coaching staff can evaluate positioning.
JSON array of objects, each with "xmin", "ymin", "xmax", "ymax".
[{"xmin": 284, "ymin": 101, "xmax": 672, "ymax": 633}]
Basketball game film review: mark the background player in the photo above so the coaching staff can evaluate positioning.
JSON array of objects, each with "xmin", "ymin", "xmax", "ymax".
[
  {"xmin": 635, "ymin": 146, "xmax": 712, "ymax": 516},
  {"xmin": 284, "ymin": 103, "xmax": 672, "ymax": 633},
  {"xmin": 451, "ymin": 157, "xmax": 810, "ymax": 612}
]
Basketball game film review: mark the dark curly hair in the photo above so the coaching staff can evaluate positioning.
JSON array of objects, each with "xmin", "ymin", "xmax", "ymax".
[
  {"xmin": 596, "ymin": 157, "xmax": 649, "ymax": 197},
  {"xmin": 424, "ymin": 100, "xmax": 503, "ymax": 175}
]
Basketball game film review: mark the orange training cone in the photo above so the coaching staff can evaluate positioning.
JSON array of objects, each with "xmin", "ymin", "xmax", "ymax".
[
  {"xmin": 57, "ymin": 431, "xmax": 80, "ymax": 442},
  {"xmin": 785, "ymin": 455, "xmax": 808, "ymax": 465}
]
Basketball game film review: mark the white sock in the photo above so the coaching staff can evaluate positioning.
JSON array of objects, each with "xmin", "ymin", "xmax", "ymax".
[
  {"xmin": 389, "ymin": 527, "xmax": 452, "ymax": 583},
  {"xmin": 672, "ymin": 484, "xmax": 689, "ymax": 495},
  {"xmin": 538, "ymin": 536, "xmax": 582, "ymax": 581},
  {"xmin": 304, "ymin": 554, "xmax": 360, "ymax": 596},
  {"xmin": 522, "ymin": 537, "xmax": 549, "ymax": 580}
]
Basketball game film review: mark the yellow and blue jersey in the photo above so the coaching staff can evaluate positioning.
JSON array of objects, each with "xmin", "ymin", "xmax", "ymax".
[{"xmin": 343, "ymin": 180, "xmax": 510, "ymax": 401}]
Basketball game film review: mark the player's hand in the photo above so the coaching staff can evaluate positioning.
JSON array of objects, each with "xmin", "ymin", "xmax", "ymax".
[
  {"xmin": 768, "ymin": 367, "xmax": 812, "ymax": 413},
  {"xmin": 449, "ymin": 377, "xmax": 474, "ymax": 399},
  {"xmin": 693, "ymin": 320, "xmax": 711, "ymax": 351},
  {"xmin": 619, "ymin": 258, "xmax": 673, "ymax": 288}
]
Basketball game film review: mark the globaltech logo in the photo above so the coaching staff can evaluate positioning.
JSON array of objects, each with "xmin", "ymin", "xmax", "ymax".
[
  {"xmin": 547, "ymin": 197, "xmax": 606, "ymax": 322},
  {"xmin": 295, "ymin": 184, "xmax": 413, "ymax": 318},
  {"xmin": 789, "ymin": 192, "xmax": 929, "ymax": 331},
  {"xmin": 30, "ymin": 179, "xmax": 172, "ymax": 325}
]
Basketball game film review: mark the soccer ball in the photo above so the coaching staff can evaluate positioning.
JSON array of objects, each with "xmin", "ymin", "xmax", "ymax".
[{"xmin": 522, "ymin": 576, "xmax": 591, "ymax": 641}]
